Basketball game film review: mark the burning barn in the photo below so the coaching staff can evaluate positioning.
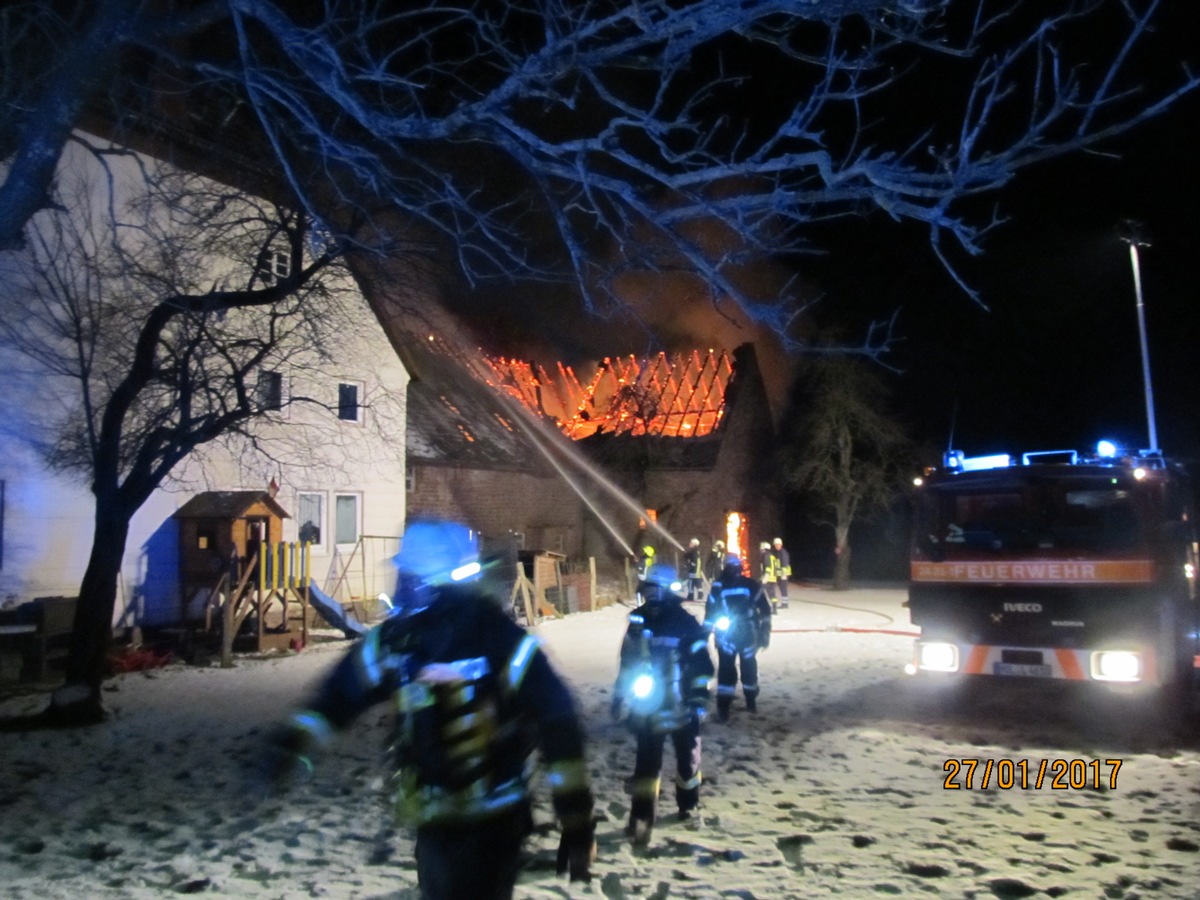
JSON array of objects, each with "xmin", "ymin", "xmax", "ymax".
[{"xmin": 396, "ymin": 333, "xmax": 781, "ymax": 578}]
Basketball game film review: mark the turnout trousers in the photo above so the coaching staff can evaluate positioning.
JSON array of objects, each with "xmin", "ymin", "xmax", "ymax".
[
  {"xmin": 715, "ymin": 646, "xmax": 759, "ymax": 716},
  {"xmin": 629, "ymin": 717, "xmax": 703, "ymax": 825},
  {"xmin": 414, "ymin": 804, "xmax": 532, "ymax": 900}
]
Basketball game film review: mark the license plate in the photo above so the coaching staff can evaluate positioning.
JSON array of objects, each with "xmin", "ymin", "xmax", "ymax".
[{"xmin": 993, "ymin": 662, "xmax": 1052, "ymax": 678}]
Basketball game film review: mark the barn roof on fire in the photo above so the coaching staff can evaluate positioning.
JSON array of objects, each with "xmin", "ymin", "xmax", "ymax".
[
  {"xmin": 361, "ymin": 280, "xmax": 768, "ymax": 473},
  {"xmin": 480, "ymin": 343, "xmax": 769, "ymax": 470},
  {"xmin": 396, "ymin": 331, "xmax": 553, "ymax": 471}
]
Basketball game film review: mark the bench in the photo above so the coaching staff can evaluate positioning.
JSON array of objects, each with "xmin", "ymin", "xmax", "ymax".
[{"xmin": 0, "ymin": 596, "xmax": 77, "ymax": 681}]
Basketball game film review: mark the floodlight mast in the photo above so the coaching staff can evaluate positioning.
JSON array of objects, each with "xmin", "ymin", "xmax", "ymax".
[{"xmin": 1119, "ymin": 220, "xmax": 1158, "ymax": 454}]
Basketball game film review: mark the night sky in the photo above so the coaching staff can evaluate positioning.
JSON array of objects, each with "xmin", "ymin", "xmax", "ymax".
[
  {"xmin": 801, "ymin": 2, "xmax": 1200, "ymax": 464},
  {"xmin": 876, "ymin": 89, "xmax": 1200, "ymax": 463},
  {"xmin": 445, "ymin": 4, "xmax": 1200, "ymax": 468}
]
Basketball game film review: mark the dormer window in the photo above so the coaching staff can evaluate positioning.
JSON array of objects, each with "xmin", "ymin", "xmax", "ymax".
[
  {"xmin": 257, "ymin": 370, "xmax": 283, "ymax": 411},
  {"xmin": 338, "ymin": 382, "xmax": 362, "ymax": 422}
]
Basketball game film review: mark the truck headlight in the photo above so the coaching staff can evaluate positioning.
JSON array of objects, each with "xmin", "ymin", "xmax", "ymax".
[
  {"xmin": 917, "ymin": 641, "xmax": 960, "ymax": 673},
  {"xmin": 1090, "ymin": 650, "xmax": 1141, "ymax": 682}
]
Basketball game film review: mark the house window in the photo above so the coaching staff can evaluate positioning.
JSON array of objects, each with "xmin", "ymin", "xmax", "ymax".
[
  {"xmin": 297, "ymin": 492, "xmax": 324, "ymax": 548},
  {"xmin": 256, "ymin": 248, "xmax": 291, "ymax": 285},
  {"xmin": 335, "ymin": 493, "xmax": 360, "ymax": 546},
  {"xmin": 257, "ymin": 370, "xmax": 283, "ymax": 411},
  {"xmin": 338, "ymin": 382, "xmax": 362, "ymax": 422},
  {"xmin": 405, "ymin": 468, "xmax": 416, "ymax": 493}
]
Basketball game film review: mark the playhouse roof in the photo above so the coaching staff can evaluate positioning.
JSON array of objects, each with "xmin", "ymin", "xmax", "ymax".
[{"xmin": 173, "ymin": 491, "xmax": 291, "ymax": 520}]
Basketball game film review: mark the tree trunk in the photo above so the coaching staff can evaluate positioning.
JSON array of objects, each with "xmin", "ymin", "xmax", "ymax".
[
  {"xmin": 832, "ymin": 540, "xmax": 852, "ymax": 591},
  {"xmin": 44, "ymin": 502, "xmax": 131, "ymax": 726}
]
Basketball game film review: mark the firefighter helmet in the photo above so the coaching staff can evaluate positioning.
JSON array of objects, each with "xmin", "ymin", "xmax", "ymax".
[
  {"xmin": 390, "ymin": 519, "xmax": 482, "ymax": 616},
  {"xmin": 689, "ymin": 537, "xmax": 700, "ymax": 547},
  {"xmin": 639, "ymin": 563, "xmax": 684, "ymax": 603},
  {"xmin": 642, "ymin": 545, "xmax": 656, "ymax": 557},
  {"xmin": 773, "ymin": 537, "xmax": 783, "ymax": 547},
  {"xmin": 759, "ymin": 541, "xmax": 770, "ymax": 551}
]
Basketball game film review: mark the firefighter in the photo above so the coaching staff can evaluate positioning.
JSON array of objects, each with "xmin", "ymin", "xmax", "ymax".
[
  {"xmin": 705, "ymin": 554, "xmax": 772, "ymax": 720},
  {"xmin": 705, "ymin": 539, "xmax": 726, "ymax": 581},
  {"xmin": 682, "ymin": 537, "xmax": 704, "ymax": 602},
  {"xmin": 771, "ymin": 537, "xmax": 792, "ymax": 610},
  {"xmin": 612, "ymin": 563, "xmax": 714, "ymax": 845},
  {"xmin": 758, "ymin": 541, "xmax": 779, "ymax": 612},
  {"xmin": 636, "ymin": 544, "xmax": 656, "ymax": 583},
  {"xmin": 264, "ymin": 518, "xmax": 596, "ymax": 899}
]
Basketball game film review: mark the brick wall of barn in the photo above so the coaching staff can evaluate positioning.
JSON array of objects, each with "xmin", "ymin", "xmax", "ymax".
[{"xmin": 405, "ymin": 463, "xmax": 586, "ymax": 556}]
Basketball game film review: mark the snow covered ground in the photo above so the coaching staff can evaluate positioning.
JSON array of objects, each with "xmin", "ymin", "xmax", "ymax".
[{"xmin": 2, "ymin": 585, "xmax": 1198, "ymax": 899}]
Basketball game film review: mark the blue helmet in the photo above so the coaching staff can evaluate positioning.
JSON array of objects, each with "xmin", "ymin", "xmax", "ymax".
[
  {"xmin": 391, "ymin": 519, "xmax": 481, "ymax": 614},
  {"xmin": 639, "ymin": 562, "xmax": 684, "ymax": 603}
]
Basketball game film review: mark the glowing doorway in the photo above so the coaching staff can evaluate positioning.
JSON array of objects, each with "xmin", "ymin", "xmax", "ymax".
[{"xmin": 724, "ymin": 511, "xmax": 749, "ymax": 575}]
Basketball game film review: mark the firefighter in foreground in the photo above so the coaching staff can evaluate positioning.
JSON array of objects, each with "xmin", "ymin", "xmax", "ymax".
[
  {"xmin": 705, "ymin": 554, "xmax": 772, "ymax": 720},
  {"xmin": 264, "ymin": 518, "xmax": 596, "ymax": 899},
  {"xmin": 612, "ymin": 563, "xmax": 714, "ymax": 845}
]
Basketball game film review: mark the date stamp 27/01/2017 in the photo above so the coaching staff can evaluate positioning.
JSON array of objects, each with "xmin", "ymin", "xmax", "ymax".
[{"xmin": 943, "ymin": 758, "xmax": 1122, "ymax": 790}]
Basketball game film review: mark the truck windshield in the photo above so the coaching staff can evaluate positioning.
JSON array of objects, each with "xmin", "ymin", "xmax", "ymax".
[{"xmin": 917, "ymin": 476, "xmax": 1144, "ymax": 556}]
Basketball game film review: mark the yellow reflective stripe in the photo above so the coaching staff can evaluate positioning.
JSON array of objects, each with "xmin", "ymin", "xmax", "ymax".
[
  {"xmin": 442, "ymin": 711, "xmax": 484, "ymax": 737},
  {"xmin": 630, "ymin": 776, "xmax": 661, "ymax": 801},
  {"xmin": 546, "ymin": 758, "xmax": 590, "ymax": 793},
  {"xmin": 446, "ymin": 734, "xmax": 491, "ymax": 759},
  {"xmin": 504, "ymin": 634, "xmax": 540, "ymax": 693}
]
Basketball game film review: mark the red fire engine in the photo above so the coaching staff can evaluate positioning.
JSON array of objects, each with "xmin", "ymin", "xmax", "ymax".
[{"xmin": 906, "ymin": 443, "xmax": 1199, "ymax": 694}]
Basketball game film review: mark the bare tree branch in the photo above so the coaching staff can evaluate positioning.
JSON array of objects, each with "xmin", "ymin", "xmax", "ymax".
[{"xmin": 3, "ymin": 1, "xmax": 1198, "ymax": 345}]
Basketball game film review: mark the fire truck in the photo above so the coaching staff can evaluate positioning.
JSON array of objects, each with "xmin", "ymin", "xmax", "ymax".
[{"xmin": 906, "ymin": 443, "xmax": 1199, "ymax": 696}]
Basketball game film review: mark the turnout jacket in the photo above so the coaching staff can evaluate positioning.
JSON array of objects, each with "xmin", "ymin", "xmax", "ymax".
[
  {"xmin": 614, "ymin": 599, "xmax": 713, "ymax": 734},
  {"xmin": 286, "ymin": 586, "xmax": 593, "ymax": 835},
  {"xmin": 705, "ymin": 572, "xmax": 772, "ymax": 654}
]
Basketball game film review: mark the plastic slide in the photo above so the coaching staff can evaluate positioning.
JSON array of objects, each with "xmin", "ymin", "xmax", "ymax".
[{"xmin": 308, "ymin": 582, "xmax": 369, "ymax": 639}]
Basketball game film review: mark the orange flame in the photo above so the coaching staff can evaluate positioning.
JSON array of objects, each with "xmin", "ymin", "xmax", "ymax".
[{"xmin": 482, "ymin": 350, "xmax": 732, "ymax": 441}]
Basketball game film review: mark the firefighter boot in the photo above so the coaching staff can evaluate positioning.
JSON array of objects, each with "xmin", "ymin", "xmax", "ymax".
[
  {"xmin": 745, "ymin": 692, "xmax": 758, "ymax": 714},
  {"xmin": 625, "ymin": 794, "xmax": 656, "ymax": 846},
  {"xmin": 676, "ymin": 783, "xmax": 700, "ymax": 821},
  {"xmin": 716, "ymin": 697, "xmax": 732, "ymax": 722}
]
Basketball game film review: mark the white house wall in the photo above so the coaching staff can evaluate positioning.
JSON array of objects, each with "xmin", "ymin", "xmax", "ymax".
[{"xmin": 0, "ymin": 134, "xmax": 409, "ymax": 628}]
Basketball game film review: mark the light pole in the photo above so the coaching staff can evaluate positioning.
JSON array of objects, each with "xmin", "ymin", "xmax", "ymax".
[{"xmin": 1118, "ymin": 220, "xmax": 1158, "ymax": 454}]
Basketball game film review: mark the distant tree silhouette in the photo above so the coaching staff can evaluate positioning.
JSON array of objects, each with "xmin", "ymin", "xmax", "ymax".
[{"xmin": 781, "ymin": 354, "xmax": 917, "ymax": 590}]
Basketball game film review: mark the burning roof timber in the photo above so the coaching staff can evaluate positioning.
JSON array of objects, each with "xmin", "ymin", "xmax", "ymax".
[{"xmin": 482, "ymin": 350, "xmax": 733, "ymax": 441}]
